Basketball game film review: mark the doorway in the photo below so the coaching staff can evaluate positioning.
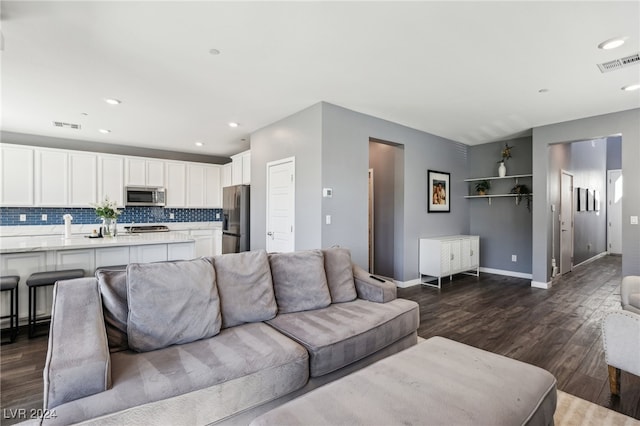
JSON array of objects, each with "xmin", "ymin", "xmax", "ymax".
[
  {"xmin": 368, "ymin": 139, "xmax": 403, "ymax": 278},
  {"xmin": 560, "ymin": 170, "xmax": 574, "ymax": 274},
  {"xmin": 607, "ymin": 169, "xmax": 623, "ymax": 254},
  {"xmin": 266, "ymin": 157, "xmax": 295, "ymax": 253}
]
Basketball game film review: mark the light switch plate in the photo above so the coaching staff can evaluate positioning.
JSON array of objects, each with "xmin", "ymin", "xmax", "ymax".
[
  {"xmin": 631, "ymin": 216, "xmax": 639, "ymax": 225},
  {"xmin": 322, "ymin": 188, "xmax": 333, "ymax": 198},
  {"xmin": 19, "ymin": 214, "xmax": 26, "ymax": 222},
  {"xmin": 326, "ymin": 215, "xmax": 331, "ymax": 225},
  {"xmin": 41, "ymin": 214, "xmax": 47, "ymax": 221},
  {"xmin": 169, "ymin": 213, "xmax": 175, "ymax": 220}
]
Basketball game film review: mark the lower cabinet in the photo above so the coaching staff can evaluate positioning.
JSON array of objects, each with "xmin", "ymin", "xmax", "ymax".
[{"xmin": 419, "ymin": 235, "xmax": 479, "ymax": 289}]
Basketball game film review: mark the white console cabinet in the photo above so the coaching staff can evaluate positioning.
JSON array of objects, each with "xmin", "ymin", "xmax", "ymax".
[{"xmin": 419, "ymin": 235, "xmax": 479, "ymax": 288}]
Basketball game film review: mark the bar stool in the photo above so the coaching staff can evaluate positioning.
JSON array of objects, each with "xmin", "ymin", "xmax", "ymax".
[
  {"xmin": 1, "ymin": 276, "xmax": 19, "ymax": 344},
  {"xmin": 26, "ymin": 269, "xmax": 84, "ymax": 338}
]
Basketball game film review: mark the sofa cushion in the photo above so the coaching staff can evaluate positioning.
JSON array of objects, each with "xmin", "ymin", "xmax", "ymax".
[
  {"xmin": 126, "ymin": 258, "xmax": 221, "ymax": 352},
  {"xmin": 211, "ymin": 250, "xmax": 277, "ymax": 328},
  {"xmin": 96, "ymin": 269, "xmax": 129, "ymax": 352},
  {"xmin": 322, "ymin": 248, "xmax": 357, "ymax": 303},
  {"xmin": 44, "ymin": 323, "xmax": 309, "ymax": 426},
  {"xmin": 267, "ymin": 298, "xmax": 420, "ymax": 377},
  {"xmin": 269, "ymin": 250, "xmax": 332, "ymax": 314}
]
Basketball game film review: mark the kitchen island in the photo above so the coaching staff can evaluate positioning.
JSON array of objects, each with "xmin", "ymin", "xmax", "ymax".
[{"xmin": 0, "ymin": 232, "xmax": 196, "ymax": 326}]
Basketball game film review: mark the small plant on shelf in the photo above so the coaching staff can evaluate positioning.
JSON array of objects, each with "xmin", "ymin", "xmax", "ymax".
[
  {"xmin": 474, "ymin": 180, "xmax": 491, "ymax": 195},
  {"xmin": 511, "ymin": 183, "xmax": 531, "ymax": 211}
]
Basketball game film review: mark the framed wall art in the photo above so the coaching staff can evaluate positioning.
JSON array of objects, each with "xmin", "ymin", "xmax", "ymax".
[{"xmin": 428, "ymin": 170, "xmax": 450, "ymax": 213}]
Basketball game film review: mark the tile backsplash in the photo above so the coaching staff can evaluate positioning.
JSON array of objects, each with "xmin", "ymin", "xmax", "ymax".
[{"xmin": 0, "ymin": 207, "xmax": 222, "ymax": 227}]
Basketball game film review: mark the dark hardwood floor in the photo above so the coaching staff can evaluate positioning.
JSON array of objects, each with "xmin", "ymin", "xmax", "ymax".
[
  {"xmin": 399, "ymin": 254, "xmax": 640, "ymax": 420},
  {"xmin": 1, "ymin": 255, "xmax": 638, "ymax": 424}
]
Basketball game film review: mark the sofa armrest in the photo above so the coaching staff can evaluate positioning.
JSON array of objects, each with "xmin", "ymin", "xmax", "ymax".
[
  {"xmin": 43, "ymin": 277, "xmax": 111, "ymax": 409},
  {"xmin": 602, "ymin": 310, "xmax": 640, "ymax": 376},
  {"xmin": 621, "ymin": 276, "xmax": 640, "ymax": 313},
  {"xmin": 352, "ymin": 264, "xmax": 396, "ymax": 303}
]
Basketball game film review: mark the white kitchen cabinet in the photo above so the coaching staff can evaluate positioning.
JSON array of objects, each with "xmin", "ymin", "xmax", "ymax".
[
  {"xmin": 187, "ymin": 164, "xmax": 222, "ymax": 208},
  {"xmin": 130, "ymin": 244, "xmax": 168, "ymax": 263},
  {"xmin": 125, "ymin": 157, "xmax": 165, "ymax": 187},
  {"xmin": 165, "ymin": 161, "xmax": 186, "ymax": 207},
  {"xmin": 98, "ymin": 155, "xmax": 125, "ymax": 206},
  {"xmin": 0, "ymin": 251, "xmax": 47, "ymax": 325},
  {"xmin": 205, "ymin": 166, "xmax": 221, "ymax": 208},
  {"xmin": 213, "ymin": 228, "xmax": 222, "ymax": 256},
  {"xmin": 241, "ymin": 151, "xmax": 251, "ymax": 184},
  {"xmin": 222, "ymin": 163, "xmax": 232, "ymax": 188},
  {"xmin": 419, "ymin": 235, "xmax": 480, "ymax": 289},
  {"xmin": 0, "ymin": 144, "xmax": 34, "ymax": 206},
  {"xmin": 35, "ymin": 148, "xmax": 68, "ymax": 206},
  {"xmin": 69, "ymin": 152, "xmax": 97, "ymax": 206},
  {"xmin": 168, "ymin": 242, "xmax": 195, "ymax": 261},
  {"xmin": 95, "ymin": 246, "xmax": 130, "ymax": 268},
  {"xmin": 56, "ymin": 249, "xmax": 95, "ymax": 277},
  {"xmin": 190, "ymin": 229, "xmax": 215, "ymax": 257}
]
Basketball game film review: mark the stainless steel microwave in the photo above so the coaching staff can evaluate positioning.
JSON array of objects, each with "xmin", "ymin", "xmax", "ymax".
[{"xmin": 125, "ymin": 186, "xmax": 166, "ymax": 206}]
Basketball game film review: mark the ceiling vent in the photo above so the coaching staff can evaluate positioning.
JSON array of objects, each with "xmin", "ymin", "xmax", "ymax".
[
  {"xmin": 52, "ymin": 121, "xmax": 81, "ymax": 130},
  {"xmin": 597, "ymin": 52, "xmax": 640, "ymax": 73}
]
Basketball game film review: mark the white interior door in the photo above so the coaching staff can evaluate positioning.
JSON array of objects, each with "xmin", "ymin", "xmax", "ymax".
[
  {"xmin": 607, "ymin": 169, "xmax": 623, "ymax": 254},
  {"xmin": 560, "ymin": 171, "xmax": 574, "ymax": 274},
  {"xmin": 266, "ymin": 157, "xmax": 295, "ymax": 253}
]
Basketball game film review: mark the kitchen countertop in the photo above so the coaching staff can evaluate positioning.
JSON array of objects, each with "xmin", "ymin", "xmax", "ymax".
[
  {"xmin": 0, "ymin": 221, "xmax": 222, "ymax": 238},
  {"xmin": 0, "ymin": 232, "xmax": 196, "ymax": 254}
]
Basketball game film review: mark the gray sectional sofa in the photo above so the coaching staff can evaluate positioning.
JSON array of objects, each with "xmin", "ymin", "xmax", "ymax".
[{"xmin": 42, "ymin": 248, "xmax": 419, "ymax": 425}]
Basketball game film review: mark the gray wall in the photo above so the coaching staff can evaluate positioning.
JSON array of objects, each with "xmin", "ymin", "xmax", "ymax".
[
  {"xmin": 1, "ymin": 131, "xmax": 230, "ymax": 164},
  {"xmin": 607, "ymin": 135, "xmax": 622, "ymax": 171},
  {"xmin": 468, "ymin": 137, "xmax": 533, "ymax": 274},
  {"xmin": 369, "ymin": 141, "xmax": 400, "ymax": 278},
  {"xmin": 532, "ymin": 108, "xmax": 640, "ymax": 283},
  {"xmin": 321, "ymin": 103, "xmax": 468, "ymax": 281},
  {"xmin": 571, "ymin": 138, "xmax": 607, "ymax": 264},
  {"xmin": 250, "ymin": 103, "xmax": 323, "ymax": 252}
]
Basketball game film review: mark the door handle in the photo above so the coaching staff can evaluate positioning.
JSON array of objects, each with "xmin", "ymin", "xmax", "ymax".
[{"xmin": 267, "ymin": 231, "xmax": 274, "ymax": 239}]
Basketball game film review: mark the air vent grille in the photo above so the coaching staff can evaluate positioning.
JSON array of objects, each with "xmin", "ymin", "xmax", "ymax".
[
  {"xmin": 597, "ymin": 52, "xmax": 640, "ymax": 73},
  {"xmin": 52, "ymin": 121, "xmax": 81, "ymax": 130}
]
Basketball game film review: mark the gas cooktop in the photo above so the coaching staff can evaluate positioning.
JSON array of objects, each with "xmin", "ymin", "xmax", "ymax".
[{"xmin": 123, "ymin": 225, "xmax": 170, "ymax": 233}]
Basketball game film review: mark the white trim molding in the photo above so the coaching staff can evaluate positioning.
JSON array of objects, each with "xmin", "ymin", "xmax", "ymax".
[
  {"xmin": 479, "ymin": 267, "xmax": 532, "ymax": 280},
  {"xmin": 573, "ymin": 251, "xmax": 608, "ymax": 269},
  {"xmin": 531, "ymin": 280, "xmax": 553, "ymax": 289}
]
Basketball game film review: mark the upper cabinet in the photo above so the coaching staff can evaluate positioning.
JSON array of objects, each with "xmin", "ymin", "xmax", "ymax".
[
  {"xmin": 98, "ymin": 155, "xmax": 124, "ymax": 206},
  {"xmin": 69, "ymin": 152, "xmax": 98, "ymax": 206},
  {"xmin": 35, "ymin": 148, "xmax": 69, "ymax": 206},
  {"xmin": 125, "ymin": 158, "xmax": 165, "ymax": 187},
  {"xmin": 222, "ymin": 163, "xmax": 232, "ymax": 188},
  {"xmin": 165, "ymin": 161, "xmax": 187, "ymax": 207},
  {"xmin": 0, "ymin": 144, "xmax": 34, "ymax": 206},
  {"xmin": 231, "ymin": 150, "xmax": 250, "ymax": 186},
  {"xmin": 187, "ymin": 164, "xmax": 221, "ymax": 208}
]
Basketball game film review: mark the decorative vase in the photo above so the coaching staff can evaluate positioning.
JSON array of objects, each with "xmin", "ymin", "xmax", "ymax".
[
  {"xmin": 498, "ymin": 161, "xmax": 506, "ymax": 177},
  {"xmin": 102, "ymin": 218, "xmax": 117, "ymax": 237}
]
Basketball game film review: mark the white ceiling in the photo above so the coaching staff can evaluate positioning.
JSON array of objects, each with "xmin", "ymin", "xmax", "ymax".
[{"xmin": 1, "ymin": 1, "xmax": 639, "ymax": 157}]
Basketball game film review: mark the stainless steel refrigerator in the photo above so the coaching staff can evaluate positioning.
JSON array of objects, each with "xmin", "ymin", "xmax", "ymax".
[{"xmin": 222, "ymin": 185, "xmax": 250, "ymax": 254}]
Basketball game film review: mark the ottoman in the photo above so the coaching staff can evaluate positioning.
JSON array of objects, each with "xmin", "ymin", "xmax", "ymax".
[{"xmin": 250, "ymin": 336, "xmax": 557, "ymax": 426}]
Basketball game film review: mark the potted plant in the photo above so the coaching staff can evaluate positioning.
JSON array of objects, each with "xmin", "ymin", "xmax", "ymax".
[
  {"xmin": 91, "ymin": 197, "xmax": 122, "ymax": 236},
  {"xmin": 511, "ymin": 183, "xmax": 531, "ymax": 211},
  {"xmin": 497, "ymin": 143, "xmax": 513, "ymax": 177},
  {"xmin": 475, "ymin": 180, "xmax": 491, "ymax": 195}
]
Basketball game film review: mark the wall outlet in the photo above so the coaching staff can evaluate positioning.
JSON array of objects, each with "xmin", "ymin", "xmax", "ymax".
[
  {"xmin": 511, "ymin": 254, "xmax": 517, "ymax": 262},
  {"xmin": 215, "ymin": 212, "xmax": 220, "ymax": 219},
  {"xmin": 169, "ymin": 213, "xmax": 175, "ymax": 220},
  {"xmin": 41, "ymin": 214, "xmax": 47, "ymax": 221},
  {"xmin": 19, "ymin": 214, "xmax": 26, "ymax": 222}
]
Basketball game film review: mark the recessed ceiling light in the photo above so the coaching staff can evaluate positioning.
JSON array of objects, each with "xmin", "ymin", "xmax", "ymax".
[
  {"xmin": 228, "ymin": 122, "xmax": 239, "ymax": 128},
  {"xmin": 538, "ymin": 88, "xmax": 549, "ymax": 93},
  {"xmin": 622, "ymin": 84, "xmax": 640, "ymax": 91},
  {"xmin": 195, "ymin": 141, "xmax": 204, "ymax": 147},
  {"xmin": 104, "ymin": 98, "xmax": 121, "ymax": 105},
  {"xmin": 209, "ymin": 49, "xmax": 221, "ymax": 56},
  {"xmin": 81, "ymin": 112, "xmax": 88, "ymax": 116},
  {"xmin": 98, "ymin": 129, "xmax": 111, "ymax": 134},
  {"xmin": 598, "ymin": 37, "xmax": 627, "ymax": 50}
]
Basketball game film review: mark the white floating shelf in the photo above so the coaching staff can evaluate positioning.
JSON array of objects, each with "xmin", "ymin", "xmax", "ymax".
[{"xmin": 464, "ymin": 174, "xmax": 532, "ymax": 182}]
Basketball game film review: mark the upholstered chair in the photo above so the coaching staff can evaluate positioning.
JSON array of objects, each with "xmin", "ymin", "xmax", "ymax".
[{"xmin": 602, "ymin": 276, "xmax": 640, "ymax": 395}]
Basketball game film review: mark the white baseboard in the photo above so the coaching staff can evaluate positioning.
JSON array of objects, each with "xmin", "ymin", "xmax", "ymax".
[
  {"xmin": 531, "ymin": 280, "xmax": 553, "ymax": 289},
  {"xmin": 479, "ymin": 267, "xmax": 532, "ymax": 280},
  {"xmin": 395, "ymin": 279, "xmax": 422, "ymax": 288},
  {"xmin": 573, "ymin": 251, "xmax": 608, "ymax": 269}
]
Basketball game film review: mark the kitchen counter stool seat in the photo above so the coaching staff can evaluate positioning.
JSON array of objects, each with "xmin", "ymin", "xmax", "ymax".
[
  {"xmin": 1, "ymin": 276, "xmax": 20, "ymax": 344},
  {"xmin": 26, "ymin": 269, "xmax": 84, "ymax": 338}
]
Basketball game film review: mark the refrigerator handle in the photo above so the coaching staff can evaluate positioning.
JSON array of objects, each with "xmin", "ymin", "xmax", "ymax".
[{"xmin": 222, "ymin": 213, "xmax": 229, "ymax": 231}]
